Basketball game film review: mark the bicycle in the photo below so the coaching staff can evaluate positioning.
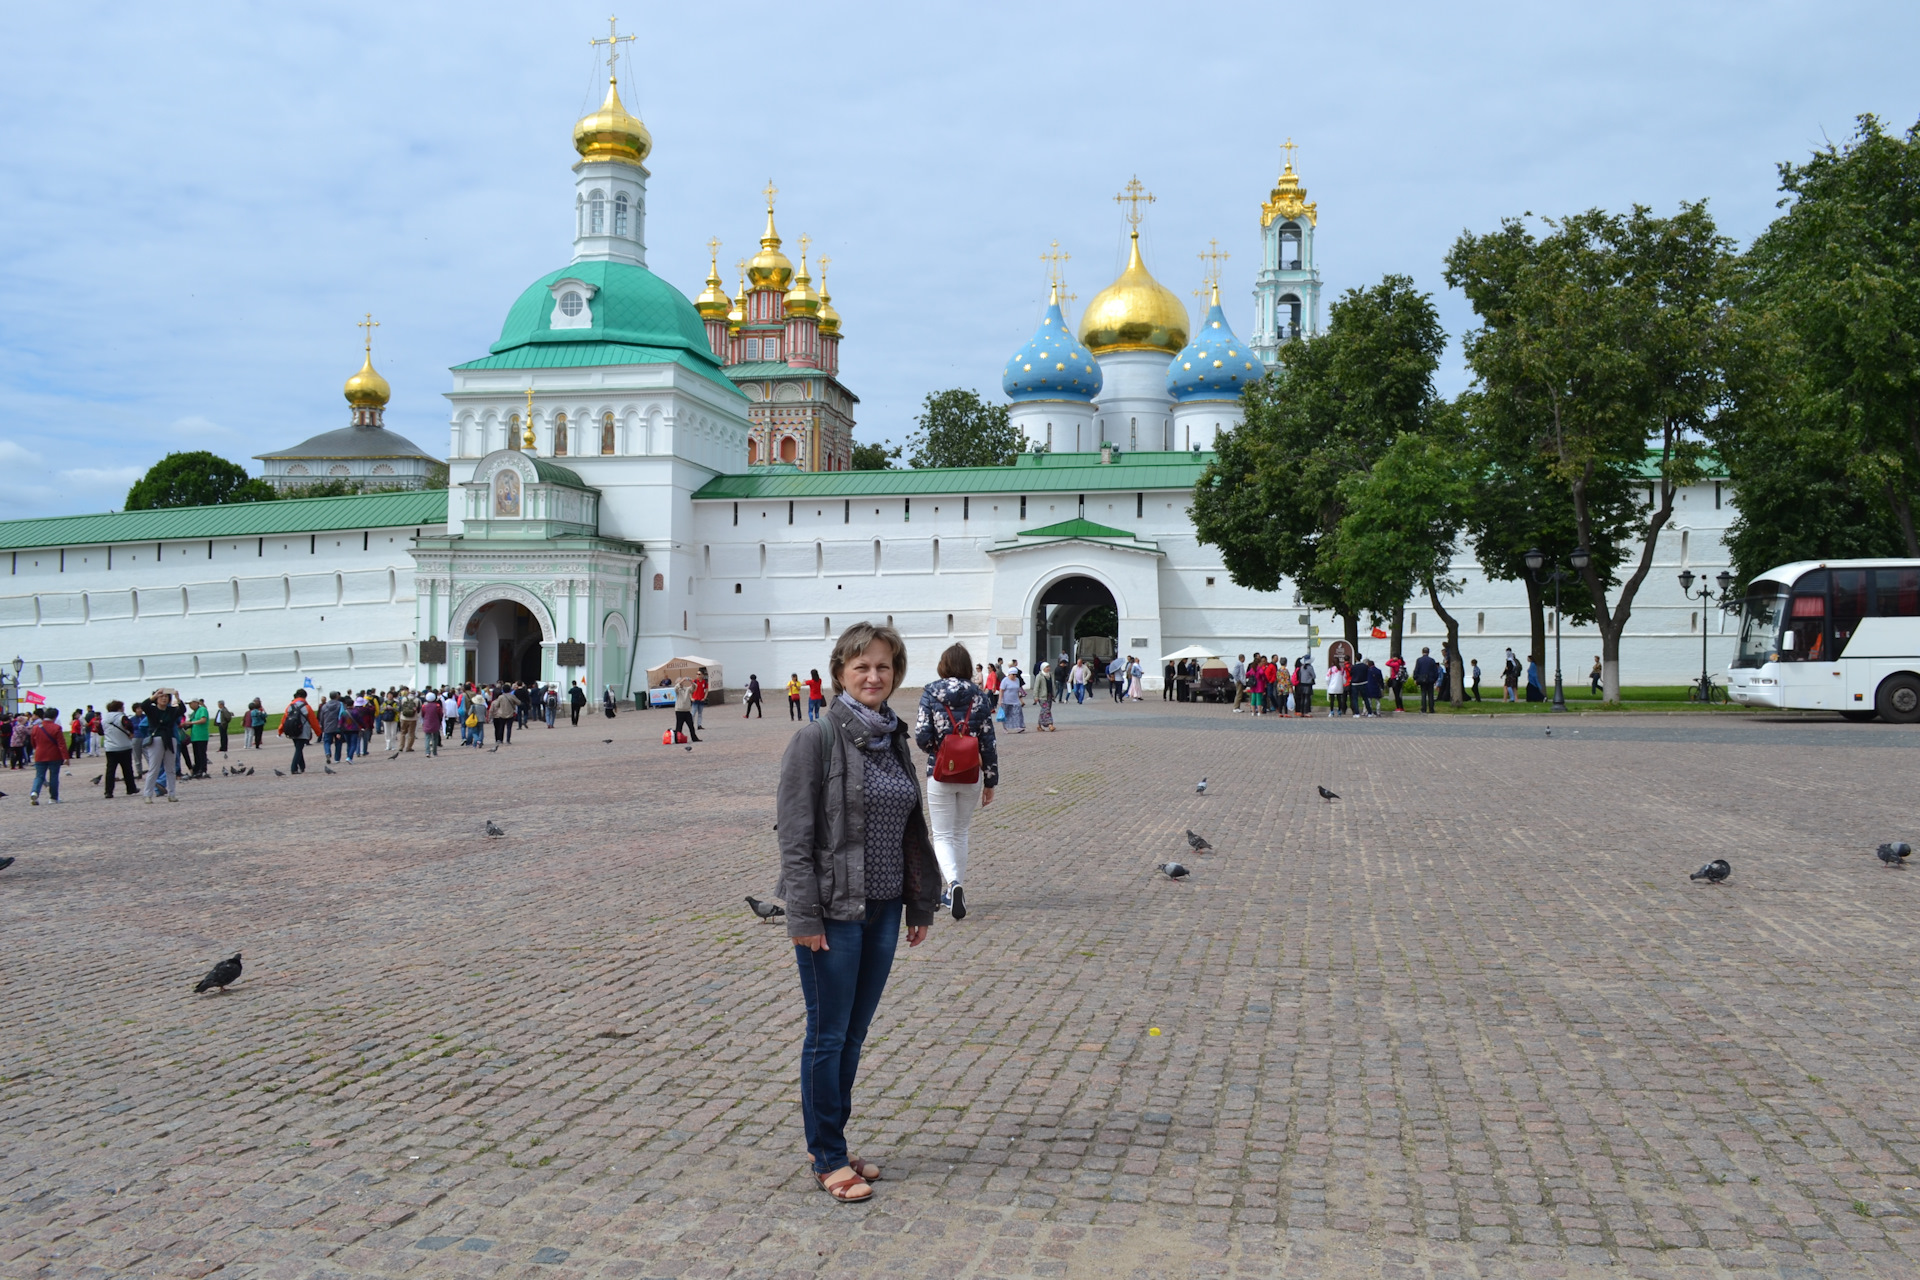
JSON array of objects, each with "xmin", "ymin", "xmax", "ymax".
[{"xmin": 1687, "ymin": 675, "xmax": 1729, "ymax": 705}]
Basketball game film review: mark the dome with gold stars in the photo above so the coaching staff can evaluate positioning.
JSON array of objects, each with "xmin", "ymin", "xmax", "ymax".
[
  {"xmin": 1078, "ymin": 232, "xmax": 1189, "ymax": 355},
  {"xmin": 1168, "ymin": 285, "xmax": 1264, "ymax": 401},
  {"xmin": 343, "ymin": 350, "xmax": 391, "ymax": 408},
  {"xmin": 1004, "ymin": 286, "xmax": 1102, "ymax": 401},
  {"xmin": 573, "ymin": 76, "xmax": 651, "ymax": 165}
]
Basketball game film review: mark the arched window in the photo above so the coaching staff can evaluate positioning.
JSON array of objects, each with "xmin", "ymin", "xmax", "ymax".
[
  {"xmin": 613, "ymin": 192, "xmax": 629, "ymax": 236},
  {"xmin": 601, "ymin": 412, "xmax": 615, "ymax": 454},
  {"xmin": 1280, "ymin": 293, "xmax": 1302, "ymax": 339},
  {"xmin": 589, "ymin": 190, "xmax": 605, "ymax": 234},
  {"xmin": 1280, "ymin": 222, "xmax": 1302, "ymax": 270},
  {"xmin": 748, "ymin": 437, "xmax": 759, "ymax": 464},
  {"xmin": 780, "ymin": 436, "xmax": 798, "ymax": 463},
  {"xmin": 553, "ymin": 412, "xmax": 568, "ymax": 456}
]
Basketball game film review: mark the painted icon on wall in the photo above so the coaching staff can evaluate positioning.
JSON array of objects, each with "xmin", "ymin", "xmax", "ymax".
[{"xmin": 494, "ymin": 469, "xmax": 521, "ymax": 517}]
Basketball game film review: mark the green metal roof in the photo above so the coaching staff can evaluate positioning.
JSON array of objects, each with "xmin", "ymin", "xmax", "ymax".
[
  {"xmin": 724, "ymin": 361, "xmax": 827, "ymax": 379},
  {"xmin": 453, "ymin": 342, "xmax": 741, "ymax": 393},
  {"xmin": 694, "ymin": 449, "xmax": 1213, "ymax": 500},
  {"xmin": 528, "ymin": 457, "xmax": 591, "ymax": 490},
  {"xmin": 1019, "ymin": 517, "xmax": 1134, "ymax": 539},
  {"xmin": 0, "ymin": 488, "xmax": 449, "ymax": 551}
]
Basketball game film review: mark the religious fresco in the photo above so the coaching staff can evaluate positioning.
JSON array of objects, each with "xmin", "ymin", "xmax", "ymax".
[{"xmin": 493, "ymin": 469, "xmax": 521, "ymax": 517}]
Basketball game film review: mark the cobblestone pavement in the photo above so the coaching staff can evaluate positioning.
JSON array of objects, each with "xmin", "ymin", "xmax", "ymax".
[{"xmin": 6, "ymin": 697, "xmax": 1920, "ymax": 1279}]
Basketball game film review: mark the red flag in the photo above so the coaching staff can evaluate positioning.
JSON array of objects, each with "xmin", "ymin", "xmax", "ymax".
[{"xmin": 1369, "ymin": 627, "xmax": 1387, "ymax": 639}]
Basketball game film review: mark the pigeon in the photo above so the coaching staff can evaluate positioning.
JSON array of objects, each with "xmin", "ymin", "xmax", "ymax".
[
  {"xmin": 246, "ymin": 767, "xmax": 254, "ymax": 776},
  {"xmin": 1545, "ymin": 729, "xmax": 1552, "ymax": 736},
  {"xmin": 1690, "ymin": 859, "xmax": 1731, "ymax": 884},
  {"xmin": 1157, "ymin": 862, "xmax": 1190, "ymax": 880},
  {"xmin": 194, "ymin": 953, "xmax": 242, "ymax": 993},
  {"xmin": 92, "ymin": 774, "xmax": 103, "ymax": 784},
  {"xmin": 323, "ymin": 764, "xmax": 337, "ymax": 775},
  {"xmin": 745, "ymin": 895, "xmax": 786, "ymax": 921},
  {"xmin": 0, "ymin": 856, "xmax": 14, "ymax": 872},
  {"xmin": 602, "ymin": 738, "xmax": 614, "ymax": 744},
  {"xmin": 221, "ymin": 766, "xmax": 229, "ymax": 777},
  {"xmin": 1186, "ymin": 829, "xmax": 1213, "ymax": 853},
  {"xmin": 484, "ymin": 820, "xmax": 505, "ymax": 838},
  {"xmin": 684, "ymin": 745, "xmax": 694, "ymax": 752},
  {"xmin": 1877, "ymin": 842, "xmax": 1912, "ymax": 867},
  {"xmin": 1317, "ymin": 786, "xmax": 1339, "ymax": 802},
  {"xmin": 273, "ymin": 768, "xmax": 286, "ymax": 777},
  {"xmin": 1195, "ymin": 777, "xmax": 1208, "ymax": 794}
]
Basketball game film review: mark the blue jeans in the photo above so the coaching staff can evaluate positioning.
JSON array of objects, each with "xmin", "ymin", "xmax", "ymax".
[
  {"xmin": 794, "ymin": 898, "xmax": 903, "ymax": 1175},
  {"xmin": 31, "ymin": 761, "xmax": 59, "ymax": 800}
]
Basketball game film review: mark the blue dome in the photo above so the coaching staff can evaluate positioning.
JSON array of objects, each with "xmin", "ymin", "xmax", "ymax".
[
  {"xmin": 1002, "ymin": 292, "xmax": 1102, "ymax": 402},
  {"xmin": 1168, "ymin": 294, "xmax": 1264, "ymax": 401}
]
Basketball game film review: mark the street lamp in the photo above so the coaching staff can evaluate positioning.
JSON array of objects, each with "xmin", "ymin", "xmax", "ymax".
[
  {"xmin": 1677, "ymin": 569, "xmax": 1735, "ymax": 703},
  {"xmin": 1525, "ymin": 547, "xmax": 1588, "ymax": 711}
]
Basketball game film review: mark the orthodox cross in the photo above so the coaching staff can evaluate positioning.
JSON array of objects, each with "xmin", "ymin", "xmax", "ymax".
[
  {"xmin": 1114, "ymin": 177, "xmax": 1154, "ymax": 229},
  {"xmin": 589, "ymin": 16, "xmax": 636, "ymax": 80},
  {"xmin": 1198, "ymin": 238, "xmax": 1229, "ymax": 288},
  {"xmin": 762, "ymin": 179, "xmax": 778, "ymax": 213},
  {"xmin": 1280, "ymin": 137, "xmax": 1298, "ymax": 172},
  {"xmin": 816, "ymin": 255, "xmax": 831, "ymax": 290},
  {"xmin": 357, "ymin": 312, "xmax": 379, "ymax": 355},
  {"xmin": 799, "ymin": 232, "xmax": 810, "ymax": 264},
  {"xmin": 707, "ymin": 236, "xmax": 721, "ymax": 270},
  {"xmin": 1042, "ymin": 240, "xmax": 1070, "ymax": 290}
]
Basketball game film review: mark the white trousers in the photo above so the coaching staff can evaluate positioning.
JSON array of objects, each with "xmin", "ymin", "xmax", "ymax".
[{"xmin": 925, "ymin": 777, "xmax": 983, "ymax": 887}]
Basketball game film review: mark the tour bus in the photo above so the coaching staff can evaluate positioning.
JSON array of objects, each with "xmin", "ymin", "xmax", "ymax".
[{"xmin": 1726, "ymin": 559, "xmax": 1920, "ymax": 722}]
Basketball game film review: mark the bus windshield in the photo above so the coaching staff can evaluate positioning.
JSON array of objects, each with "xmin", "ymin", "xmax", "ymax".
[{"xmin": 1734, "ymin": 585, "xmax": 1786, "ymax": 667}]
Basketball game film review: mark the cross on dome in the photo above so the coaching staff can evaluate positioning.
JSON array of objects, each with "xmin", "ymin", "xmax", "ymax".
[
  {"xmin": 763, "ymin": 180, "xmax": 779, "ymax": 213},
  {"xmin": 357, "ymin": 312, "xmax": 379, "ymax": 354},
  {"xmin": 1198, "ymin": 239, "xmax": 1229, "ymax": 297},
  {"xmin": 1114, "ymin": 177, "xmax": 1155, "ymax": 229},
  {"xmin": 1042, "ymin": 240, "xmax": 1071, "ymax": 290},
  {"xmin": 589, "ymin": 15, "xmax": 637, "ymax": 84},
  {"xmin": 1280, "ymin": 137, "xmax": 1298, "ymax": 173}
]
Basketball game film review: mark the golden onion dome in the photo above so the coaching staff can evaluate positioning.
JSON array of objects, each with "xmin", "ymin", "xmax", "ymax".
[
  {"xmin": 817, "ymin": 289, "xmax": 841, "ymax": 337},
  {"xmin": 343, "ymin": 350, "xmax": 391, "ymax": 408},
  {"xmin": 572, "ymin": 76, "xmax": 651, "ymax": 166},
  {"xmin": 784, "ymin": 250, "xmax": 820, "ymax": 317},
  {"xmin": 1078, "ymin": 231, "xmax": 1189, "ymax": 355},
  {"xmin": 747, "ymin": 202, "xmax": 793, "ymax": 291},
  {"xmin": 695, "ymin": 249, "xmax": 730, "ymax": 321},
  {"xmin": 727, "ymin": 273, "xmax": 746, "ymax": 332}
]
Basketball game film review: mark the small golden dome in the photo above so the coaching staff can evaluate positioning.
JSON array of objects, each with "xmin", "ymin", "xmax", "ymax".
[
  {"xmin": 573, "ymin": 77, "xmax": 651, "ymax": 166},
  {"xmin": 695, "ymin": 246, "xmax": 730, "ymax": 321},
  {"xmin": 784, "ymin": 250, "xmax": 820, "ymax": 318},
  {"xmin": 747, "ymin": 199, "xmax": 792, "ymax": 291},
  {"xmin": 728, "ymin": 272, "xmax": 746, "ymax": 332},
  {"xmin": 818, "ymin": 289, "xmax": 841, "ymax": 337},
  {"xmin": 1078, "ymin": 231, "xmax": 1189, "ymax": 355},
  {"xmin": 343, "ymin": 351, "xmax": 391, "ymax": 408}
]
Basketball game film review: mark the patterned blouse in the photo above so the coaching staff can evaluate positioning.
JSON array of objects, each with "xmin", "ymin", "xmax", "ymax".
[
  {"xmin": 859, "ymin": 731, "xmax": 916, "ymax": 901},
  {"xmin": 912, "ymin": 678, "xmax": 1001, "ymax": 788}
]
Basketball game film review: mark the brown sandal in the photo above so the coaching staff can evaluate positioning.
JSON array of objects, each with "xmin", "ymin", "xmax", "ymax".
[
  {"xmin": 816, "ymin": 1165, "xmax": 872, "ymax": 1202},
  {"xmin": 848, "ymin": 1156, "xmax": 881, "ymax": 1182}
]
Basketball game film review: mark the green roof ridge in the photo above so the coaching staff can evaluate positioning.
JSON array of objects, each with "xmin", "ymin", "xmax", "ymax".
[
  {"xmin": 1018, "ymin": 516, "xmax": 1136, "ymax": 539},
  {"xmin": 0, "ymin": 488, "xmax": 448, "ymax": 551}
]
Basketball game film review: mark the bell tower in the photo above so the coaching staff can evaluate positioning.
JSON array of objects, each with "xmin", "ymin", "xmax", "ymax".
[
  {"xmin": 1250, "ymin": 139, "xmax": 1323, "ymax": 364},
  {"xmin": 570, "ymin": 17, "xmax": 649, "ymax": 267}
]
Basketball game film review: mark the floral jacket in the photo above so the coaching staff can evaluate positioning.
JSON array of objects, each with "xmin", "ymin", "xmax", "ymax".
[{"xmin": 912, "ymin": 678, "xmax": 1000, "ymax": 788}]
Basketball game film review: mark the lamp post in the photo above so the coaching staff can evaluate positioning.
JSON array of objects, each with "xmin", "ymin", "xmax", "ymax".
[
  {"xmin": 1678, "ymin": 569, "xmax": 1735, "ymax": 702},
  {"xmin": 1525, "ymin": 547, "xmax": 1589, "ymax": 711}
]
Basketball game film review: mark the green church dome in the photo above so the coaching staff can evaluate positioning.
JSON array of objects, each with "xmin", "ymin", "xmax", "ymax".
[{"xmin": 488, "ymin": 260, "xmax": 721, "ymax": 368}]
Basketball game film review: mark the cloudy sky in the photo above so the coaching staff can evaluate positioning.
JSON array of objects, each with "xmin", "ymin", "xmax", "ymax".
[{"xmin": 3, "ymin": 2, "xmax": 1915, "ymax": 517}]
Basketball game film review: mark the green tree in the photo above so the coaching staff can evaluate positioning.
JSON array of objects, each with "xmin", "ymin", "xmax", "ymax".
[
  {"xmin": 124, "ymin": 451, "xmax": 273, "ymax": 510},
  {"xmin": 277, "ymin": 478, "xmax": 369, "ymax": 500},
  {"xmin": 1445, "ymin": 204, "xmax": 1732, "ymax": 700},
  {"xmin": 850, "ymin": 439, "xmax": 902, "ymax": 470},
  {"xmin": 905, "ymin": 389, "xmax": 1019, "ymax": 469},
  {"xmin": 1191, "ymin": 275, "xmax": 1445, "ymax": 649},
  {"xmin": 1331, "ymin": 429, "xmax": 1475, "ymax": 702},
  {"xmin": 1720, "ymin": 114, "xmax": 1920, "ymax": 562}
]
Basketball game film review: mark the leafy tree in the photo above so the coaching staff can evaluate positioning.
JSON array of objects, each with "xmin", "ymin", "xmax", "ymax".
[
  {"xmin": 421, "ymin": 460, "xmax": 450, "ymax": 491},
  {"xmin": 278, "ymin": 478, "xmax": 370, "ymax": 500},
  {"xmin": 850, "ymin": 439, "xmax": 902, "ymax": 470},
  {"xmin": 1445, "ymin": 204, "xmax": 1733, "ymax": 701},
  {"xmin": 1192, "ymin": 275, "xmax": 1445, "ymax": 649},
  {"xmin": 124, "ymin": 451, "xmax": 273, "ymax": 510},
  {"xmin": 1332, "ymin": 429, "xmax": 1475, "ymax": 702},
  {"xmin": 1719, "ymin": 114, "xmax": 1920, "ymax": 563},
  {"xmin": 905, "ymin": 390, "xmax": 1019, "ymax": 469}
]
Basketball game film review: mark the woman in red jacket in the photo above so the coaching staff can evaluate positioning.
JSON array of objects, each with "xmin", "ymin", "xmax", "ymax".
[{"xmin": 29, "ymin": 707, "xmax": 69, "ymax": 804}]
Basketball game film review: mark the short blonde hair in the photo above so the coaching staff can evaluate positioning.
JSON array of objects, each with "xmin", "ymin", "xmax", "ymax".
[{"xmin": 828, "ymin": 621, "xmax": 907, "ymax": 696}]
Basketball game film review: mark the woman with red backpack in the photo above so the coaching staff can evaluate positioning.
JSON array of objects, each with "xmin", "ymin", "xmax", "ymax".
[{"xmin": 911, "ymin": 644, "xmax": 999, "ymax": 922}]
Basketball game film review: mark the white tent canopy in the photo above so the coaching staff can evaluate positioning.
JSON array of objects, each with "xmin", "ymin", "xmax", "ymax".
[{"xmin": 1160, "ymin": 645, "xmax": 1224, "ymax": 663}]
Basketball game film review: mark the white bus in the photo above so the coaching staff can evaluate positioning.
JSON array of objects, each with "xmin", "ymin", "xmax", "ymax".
[{"xmin": 1726, "ymin": 559, "xmax": 1920, "ymax": 722}]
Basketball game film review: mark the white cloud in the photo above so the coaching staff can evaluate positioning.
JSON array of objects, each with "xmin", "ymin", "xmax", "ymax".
[
  {"xmin": 168, "ymin": 414, "xmax": 247, "ymax": 443},
  {"xmin": 0, "ymin": 440, "xmax": 43, "ymax": 466},
  {"xmin": 58, "ymin": 466, "xmax": 145, "ymax": 488}
]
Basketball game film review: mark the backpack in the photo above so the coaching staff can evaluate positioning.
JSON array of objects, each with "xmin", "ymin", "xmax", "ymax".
[{"xmin": 932, "ymin": 693, "xmax": 981, "ymax": 785}]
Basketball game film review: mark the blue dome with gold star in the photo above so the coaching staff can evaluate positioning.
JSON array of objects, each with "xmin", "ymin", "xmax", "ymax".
[
  {"xmin": 1168, "ymin": 289, "xmax": 1264, "ymax": 401},
  {"xmin": 1003, "ymin": 289, "xmax": 1102, "ymax": 402}
]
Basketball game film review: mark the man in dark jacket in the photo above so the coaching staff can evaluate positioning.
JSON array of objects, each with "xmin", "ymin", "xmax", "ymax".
[
  {"xmin": 568, "ymin": 680, "xmax": 587, "ymax": 725},
  {"xmin": 1413, "ymin": 647, "xmax": 1441, "ymax": 713}
]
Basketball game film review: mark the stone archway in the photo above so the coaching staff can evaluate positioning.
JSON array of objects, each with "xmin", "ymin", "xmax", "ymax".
[
  {"xmin": 449, "ymin": 586, "xmax": 555, "ymax": 685},
  {"xmin": 1030, "ymin": 573, "xmax": 1119, "ymax": 675}
]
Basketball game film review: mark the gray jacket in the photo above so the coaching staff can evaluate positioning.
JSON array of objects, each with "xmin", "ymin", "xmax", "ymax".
[{"xmin": 777, "ymin": 697, "xmax": 940, "ymax": 940}]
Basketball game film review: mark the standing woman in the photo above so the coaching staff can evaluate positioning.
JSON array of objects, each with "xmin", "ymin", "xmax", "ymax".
[
  {"xmin": 915, "ymin": 643, "xmax": 998, "ymax": 920},
  {"xmin": 1000, "ymin": 663, "xmax": 1026, "ymax": 733},
  {"xmin": 805, "ymin": 669, "xmax": 826, "ymax": 721},
  {"xmin": 1034, "ymin": 661, "xmax": 1056, "ymax": 731},
  {"xmin": 778, "ymin": 623, "xmax": 938, "ymax": 1203}
]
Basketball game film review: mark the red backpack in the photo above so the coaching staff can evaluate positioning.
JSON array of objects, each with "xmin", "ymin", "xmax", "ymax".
[{"xmin": 932, "ymin": 695, "xmax": 981, "ymax": 785}]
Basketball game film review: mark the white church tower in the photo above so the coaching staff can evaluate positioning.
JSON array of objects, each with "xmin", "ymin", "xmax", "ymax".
[
  {"xmin": 1250, "ymin": 141, "xmax": 1322, "ymax": 365},
  {"xmin": 569, "ymin": 20, "xmax": 648, "ymax": 268}
]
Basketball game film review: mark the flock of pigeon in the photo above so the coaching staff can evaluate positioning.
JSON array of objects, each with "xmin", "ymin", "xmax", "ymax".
[
  {"xmin": 1683, "ymin": 841, "xmax": 1912, "ymax": 885},
  {"xmin": 1154, "ymin": 778, "xmax": 1342, "ymax": 882}
]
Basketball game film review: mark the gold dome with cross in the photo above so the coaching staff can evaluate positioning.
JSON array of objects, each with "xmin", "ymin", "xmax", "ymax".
[{"xmin": 1078, "ymin": 178, "xmax": 1189, "ymax": 355}]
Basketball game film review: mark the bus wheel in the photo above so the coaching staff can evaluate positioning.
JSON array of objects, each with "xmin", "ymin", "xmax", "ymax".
[
  {"xmin": 1839, "ymin": 709, "xmax": 1879, "ymax": 723},
  {"xmin": 1875, "ymin": 674, "xmax": 1920, "ymax": 725}
]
